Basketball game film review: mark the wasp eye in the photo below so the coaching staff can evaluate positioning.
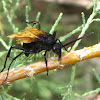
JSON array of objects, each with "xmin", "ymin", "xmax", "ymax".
[{"xmin": 53, "ymin": 46, "xmax": 56, "ymax": 50}]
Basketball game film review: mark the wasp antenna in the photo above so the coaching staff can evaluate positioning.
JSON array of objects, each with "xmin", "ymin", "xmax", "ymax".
[{"xmin": 62, "ymin": 32, "xmax": 94, "ymax": 48}]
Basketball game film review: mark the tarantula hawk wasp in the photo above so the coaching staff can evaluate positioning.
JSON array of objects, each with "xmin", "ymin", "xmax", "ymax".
[{"xmin": 0, "ymin": 21, "xmax": 92, "ymax": 84}]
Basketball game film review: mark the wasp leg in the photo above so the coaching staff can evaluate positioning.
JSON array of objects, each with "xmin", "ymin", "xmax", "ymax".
[
  {"xmin": 2, "ymin": 50, "xmax": 34, "ymax": 84},
  {"xmin": 1, "ymin": 46, "xmax": 25, "ymax": 73},
  {"xmin": 2, "ymin": 52, "xmax": 24, "ymax": 84},
  {"xmin": 26, "ymin": 21, "xmax": 41, "ymax": 29},
  {"xmin": 44, "ymin": 51, "xmax": 48, "ymax": 75},
  {"xmin": 58, "ymin": 49, "xmax": 61, "ymax": 61},
  {"xmin": 53, "ymin": 31, "xmax": 56, "ymax": 38}
]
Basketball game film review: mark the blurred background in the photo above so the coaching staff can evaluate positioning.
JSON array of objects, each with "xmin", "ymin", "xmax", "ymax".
[{"xmin": 0, "ymin": 0, "xmax": 100, "ymax": 100}]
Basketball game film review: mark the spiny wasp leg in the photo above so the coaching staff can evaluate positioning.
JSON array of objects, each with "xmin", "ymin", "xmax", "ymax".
[
  {"xmin": 2, "ymin": 52, "xmax": 23, "ymax": 84},
  {"xmin": 0, "ymin": 46, "xmax": 25, "ymax": 73},
  {"xmin": 26, "ymin": 21, "xmax": 41, "ymax": 29},
  {"xmin": 44, "ymin": 51, "xmax": 48, "ymax": 75}
]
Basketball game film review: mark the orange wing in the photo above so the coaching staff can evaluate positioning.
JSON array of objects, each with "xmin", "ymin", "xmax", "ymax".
[{"xmin": 7, "ymin": 27, "xmax": 45, "ymax": 44}]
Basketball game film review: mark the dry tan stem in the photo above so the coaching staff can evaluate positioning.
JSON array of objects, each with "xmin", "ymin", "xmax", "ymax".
[{"xmin": 0, "ymin": 43, "xmax": 100, "ymax": 85}]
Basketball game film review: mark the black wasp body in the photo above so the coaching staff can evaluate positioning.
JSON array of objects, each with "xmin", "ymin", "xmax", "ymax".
[{"xmin": 23, "ymin": 33, "xmax": 61, "ymax": 57}]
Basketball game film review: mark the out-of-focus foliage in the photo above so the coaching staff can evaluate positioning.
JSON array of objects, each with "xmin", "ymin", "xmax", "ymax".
[{"xmin": 0, "ymin": 0, "xmax": 100, "ymax": 100}]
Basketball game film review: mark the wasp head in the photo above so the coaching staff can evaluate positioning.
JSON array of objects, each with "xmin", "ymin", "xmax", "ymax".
[{"xmin": 52, "ymin": 43, "xmax": 62, "ymax": 60}]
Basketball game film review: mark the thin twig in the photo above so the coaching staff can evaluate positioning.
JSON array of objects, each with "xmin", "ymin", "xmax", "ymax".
[{"xmin": 0, "ymin": 43, "xmax": 100, "ymax": 85}]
